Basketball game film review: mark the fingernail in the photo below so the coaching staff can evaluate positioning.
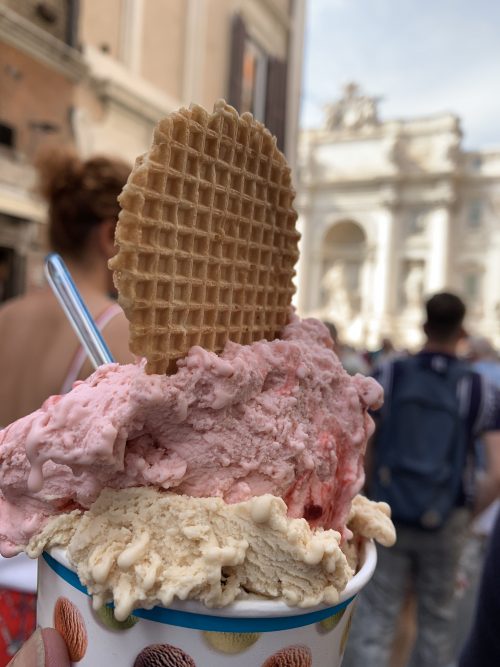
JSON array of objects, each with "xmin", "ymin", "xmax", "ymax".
[{"xmin": 8, "ymin": 627, "xmax": 45, "ymax": 667}]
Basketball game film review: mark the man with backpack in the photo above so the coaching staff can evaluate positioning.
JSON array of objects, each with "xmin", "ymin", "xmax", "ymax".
[{"xmin": 343, "ymin": 292, "xmax": 500, "ymax": 667}]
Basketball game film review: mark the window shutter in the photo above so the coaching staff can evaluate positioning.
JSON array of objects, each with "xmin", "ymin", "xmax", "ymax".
[
  {"xmin": 66, "ymin": 0, "xmax": 80, "ymax": 48},
  {"xmin": 227, "ymin": 14, "xmax": 246, "ymax": 112},
  {"xmin": 265, "ymin": 57, "xmax": 287, "ymax": 152}
]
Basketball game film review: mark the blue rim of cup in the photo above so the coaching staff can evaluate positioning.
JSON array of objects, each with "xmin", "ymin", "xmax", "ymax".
[{"xmin": 42, "ymin": 550, "xmax": 359, "ymax": 632}]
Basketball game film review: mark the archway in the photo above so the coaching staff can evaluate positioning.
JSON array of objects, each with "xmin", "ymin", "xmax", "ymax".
[{"xmin": 320, "ymin": 220, "xmax": 367, "ymax": 325}]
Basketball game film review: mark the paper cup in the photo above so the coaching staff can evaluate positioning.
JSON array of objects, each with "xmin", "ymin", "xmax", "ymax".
[{"xmin": 37, "ymin": 541, "xmax": 376, "ymax": 666}]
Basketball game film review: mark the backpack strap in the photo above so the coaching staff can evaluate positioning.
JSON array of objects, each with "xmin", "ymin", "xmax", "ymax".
[
  {"xmin": 448, "ymin": 361, "xmax": 473, "ymax": 421},
  {"xmin": 376, "ymin": 356, "xmax": 409, "ymax": 419}
]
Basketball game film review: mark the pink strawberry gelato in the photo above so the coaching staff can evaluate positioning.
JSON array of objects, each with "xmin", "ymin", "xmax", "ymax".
[{"xmin": 0, "ymin": 315, "xmax": 382, "ymax": 557}]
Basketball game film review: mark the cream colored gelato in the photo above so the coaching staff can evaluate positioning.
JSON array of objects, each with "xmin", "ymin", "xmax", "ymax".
[
  {"xmin": 346, "ymin": 495, "xmax": 395, "ymax": 547},
  {"xmin": 27, "ymin": 487, "xmax": 394, "ymax": 621}
]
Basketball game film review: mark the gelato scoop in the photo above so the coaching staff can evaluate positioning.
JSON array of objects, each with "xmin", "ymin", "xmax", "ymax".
[
  {"xmin": 27, "ymin": 487, "xmax": 353, "ymax": 618},
  {"xmin": 0, "ymin": 315, "xmax": 382, "ymax": 556}
]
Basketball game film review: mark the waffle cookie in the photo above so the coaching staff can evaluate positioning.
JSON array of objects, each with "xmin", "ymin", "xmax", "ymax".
[{"xmin": 110, "ymin": 100, "xmax": 300, "ymax": 374}]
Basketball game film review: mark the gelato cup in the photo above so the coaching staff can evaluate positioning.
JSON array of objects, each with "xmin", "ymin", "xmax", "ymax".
[{"xmin": 36, "ymin": 541, "xmax": 376, "ymax": 666}]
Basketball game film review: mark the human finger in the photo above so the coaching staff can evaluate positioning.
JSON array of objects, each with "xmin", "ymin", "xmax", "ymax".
[{"xmin": 7, "ymin": 627, "xmax": 70, "ymax": 667}]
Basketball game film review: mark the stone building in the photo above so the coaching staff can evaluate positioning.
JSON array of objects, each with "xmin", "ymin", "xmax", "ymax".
[
  {"xmin": 296, "ymin": 84, "xmax": 500, "ymax": 349},
  {"xmin": 0, "ymin": 0, "xmax": 305, "ymax": 299}
]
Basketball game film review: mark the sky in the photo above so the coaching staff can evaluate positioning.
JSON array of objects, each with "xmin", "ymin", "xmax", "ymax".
[{"xmin": 300, "ymin": 0, "xmax": 500, "ymax": 149}]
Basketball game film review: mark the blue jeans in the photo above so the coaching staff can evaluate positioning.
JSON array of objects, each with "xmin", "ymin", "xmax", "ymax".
[{"xmin": 343, "ymin": 509, "xmax": 470, "ymax": 667}]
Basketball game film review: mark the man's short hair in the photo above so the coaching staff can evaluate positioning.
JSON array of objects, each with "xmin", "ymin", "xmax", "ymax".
[{"xmin": 424, "ymin": 292, "xmax": 466, "ymax": 342}]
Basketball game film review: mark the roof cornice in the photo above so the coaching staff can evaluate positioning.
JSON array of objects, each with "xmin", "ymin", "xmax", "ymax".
[{"xmin": 0, "ymin": 4, "xmax": 87, "ymax": 81}]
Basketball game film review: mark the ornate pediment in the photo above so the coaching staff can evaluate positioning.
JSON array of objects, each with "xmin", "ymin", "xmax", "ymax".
[{"xmin": 324, "ymin": 83, "xmax": 380, "ymax": 132}]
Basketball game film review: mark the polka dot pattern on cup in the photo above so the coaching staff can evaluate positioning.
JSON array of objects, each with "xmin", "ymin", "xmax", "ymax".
[
  {"xmin": 53, "ymin": 597, "xmax": 88, "ymax": 662},
  {"xmin": 261, "ymin": 645, "xmax": 312, "ymax": 667},
  {"xmin": 203, "ymin": 630, "xmax": 261, "ymax": 653},
  {"xmin": 133, "ymin": 643, "xmax": 196, "ymax": 666}
]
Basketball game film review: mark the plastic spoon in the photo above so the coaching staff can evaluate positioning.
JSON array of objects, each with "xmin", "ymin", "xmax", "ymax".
[{"xmin": 44, "ymin": 252, "xmax": 115, "ymax": 368}]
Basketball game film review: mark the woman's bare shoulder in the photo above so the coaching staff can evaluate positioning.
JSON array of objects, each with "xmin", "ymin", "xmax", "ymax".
[{"xmin": 0, "ymin": 290, "xmax": 58, "ymax": 329}]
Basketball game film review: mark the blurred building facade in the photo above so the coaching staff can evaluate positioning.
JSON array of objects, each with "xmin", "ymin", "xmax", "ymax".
[
  {"xmin": 296, "ymin": 84, "xmax": 500, "ymax": 349},
  {"xmin": 0, "ymin": 0, "xmax": 305, "ymax": 299}
]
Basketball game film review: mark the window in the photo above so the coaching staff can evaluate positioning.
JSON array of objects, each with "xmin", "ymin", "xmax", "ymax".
[
  {"xmin": 462, "ymin": 269, "xmax": 483, "ymax": 313},
  {"xmin": 35, "ymin": 2, "xmax": 58, "ymax": 24},
  {"xmin": 240, "ymin": 38, "xmax": 268, "ymax": 122},
  {"xmin": 227, "ymin": 14, "xmax": 287, "ymax": 150},
  {"xmin": 407, "ymin": 209, "xmax": 426, "ymax": 236},
  {"xmin": 0, "ymin": 247, "xmax": 19, "ymax": 303},
  {"xmin": 471, "ymin": 155, "xmax": 482, "ymax": 170},
  {"xmin": 464, "ymin": 273, "xmax": 479, "ymax": 299},
  {"xmin": 0, "ymin": 122, "xmax": 15, "ymax": 149},
  {"xmin": 467, "ymin": 200, "xmax": 482, "ymax": 229}
]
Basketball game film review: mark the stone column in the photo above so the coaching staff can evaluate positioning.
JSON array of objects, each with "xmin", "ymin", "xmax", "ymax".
[
  {"xmin": 360, "ymin": 243, "xmax": 376, "ymax": 346},
  {"xmin": 295, "ymin": 138, "xmax": 317, "ymax": 315},
  {"xmin": 371, "ymin": 207, "xmax": 395, "ymax": 340},
  {"xmin": 484, "ymin": 228, "xmax": 500, "ymax": 346},
  {"xmin": 293, "ymin": 212, "xmax": 306, "ymax": 312},
  {"xmin": 426, "ymin": 205, "xmax": 451, "ymax": 292},
  {"xmin": 306, "ymin": 214, "xmax": 326, "ymax": 314}
]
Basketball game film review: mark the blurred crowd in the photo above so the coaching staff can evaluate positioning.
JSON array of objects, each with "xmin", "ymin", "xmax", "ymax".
[
  {"xmin": 323, "ymin": 321, "xmax": 399, "ymax": 377},
  {"xmin": 325, "ymin": 301, "xmax": 500, "ymax": 667},
  {"xmin": 324, "ymin": 321, "xmax": 500, "ymax": 384}
]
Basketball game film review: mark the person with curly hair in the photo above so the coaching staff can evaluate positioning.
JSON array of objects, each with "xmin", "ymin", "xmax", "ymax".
[{"xmin": 0, "ymin": 149, "xmax": 135, "ymax": 665}]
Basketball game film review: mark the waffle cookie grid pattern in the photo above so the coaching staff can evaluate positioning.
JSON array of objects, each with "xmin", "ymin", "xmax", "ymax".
[{"xmin": 111, "ymin": 100, "xmax": 300, "ymax": 374}]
